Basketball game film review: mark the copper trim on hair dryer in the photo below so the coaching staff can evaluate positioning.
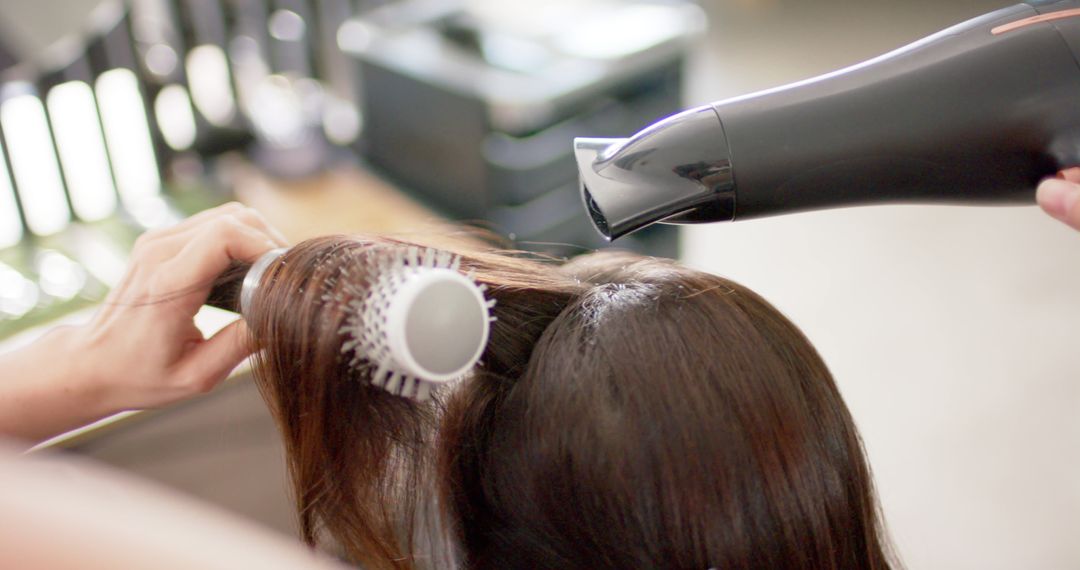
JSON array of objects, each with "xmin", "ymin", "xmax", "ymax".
[{"xmin": 992, "ymin": 8, "xmax": 1080, "ymax": 35}]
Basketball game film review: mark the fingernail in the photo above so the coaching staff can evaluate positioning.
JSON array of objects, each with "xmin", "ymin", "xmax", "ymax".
[{"xmin": 1037, "ymin": 179, "xmax": 1080, "ymax": 219}]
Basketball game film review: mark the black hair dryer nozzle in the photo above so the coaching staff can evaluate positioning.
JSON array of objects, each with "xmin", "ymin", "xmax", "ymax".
[{"xmin": 577, "ymin": 0, "xmax": 1080, "ymax": 240}]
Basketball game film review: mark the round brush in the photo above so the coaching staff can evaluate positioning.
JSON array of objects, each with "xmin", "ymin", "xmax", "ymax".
[{"xmin": 240, "ymin": 245, "xmax": 494, "ymax": 401}]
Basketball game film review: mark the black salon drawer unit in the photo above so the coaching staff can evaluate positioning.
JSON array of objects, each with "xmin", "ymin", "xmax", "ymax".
[{"xmin": 343, "ymin": 0, "xmax": 705, "ymax": 256}]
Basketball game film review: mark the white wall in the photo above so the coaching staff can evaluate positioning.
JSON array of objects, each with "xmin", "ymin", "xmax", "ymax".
[
  {"xmin": 0, "ymin": 0, "xmax": 103, "ymax": 60},
  {"xmin": 684, "ymin": 1, "xmax": 1080, "ymax": 568}
]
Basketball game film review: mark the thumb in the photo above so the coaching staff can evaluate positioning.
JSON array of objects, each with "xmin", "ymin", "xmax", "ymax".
[
  {"xmin": 176, "ymin": 320, "xmax": 253, "ymax": 394},
  {"xmin": 1037, "ymin": 178, "xmax": 1080, "ymax": 231},
  {"xmin": 1059, "ymin": 167, "xmax": 1080, "ymax": 184}
]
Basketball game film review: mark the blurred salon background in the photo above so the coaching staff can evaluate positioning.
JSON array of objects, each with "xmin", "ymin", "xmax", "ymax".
[{"xmin": 0, "ymin": 0, "xmax": 1077, "ymax": 568}]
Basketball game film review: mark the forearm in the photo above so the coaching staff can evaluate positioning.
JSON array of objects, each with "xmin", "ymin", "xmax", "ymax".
[{"xmin": 0, "ymin": 327, "xmax": 113, "ymax": 446}]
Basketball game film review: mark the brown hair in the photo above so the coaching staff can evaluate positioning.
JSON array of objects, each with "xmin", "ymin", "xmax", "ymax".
[{"xmin": 236, "ymin": 235, "xmax": 894, "ymax": 569}]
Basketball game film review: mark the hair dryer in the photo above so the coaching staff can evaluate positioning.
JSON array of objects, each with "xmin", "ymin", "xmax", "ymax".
[{"xmin": 575, "ymin": 0, "xmax": 1080, "ymax": 239}]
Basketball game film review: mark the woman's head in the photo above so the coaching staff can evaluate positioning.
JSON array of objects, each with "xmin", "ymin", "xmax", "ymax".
[{"xmin": 243, "ymin": 236, "xmax": 891, "ymax": 569}]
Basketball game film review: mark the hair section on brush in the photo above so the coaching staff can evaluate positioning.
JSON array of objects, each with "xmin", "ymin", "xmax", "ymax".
[{"xmin": 243, "ymin": 236, "xmax": 583, "ymax": 569}]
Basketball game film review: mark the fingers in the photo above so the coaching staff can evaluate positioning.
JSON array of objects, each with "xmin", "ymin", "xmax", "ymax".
[
  {"xmin": 132, "ymin": 203, "xmax": 287, "ymax": 264},
  {"xmin": 145, "ymin": 202, "xmax": 286, "ymax": 245},
  {"xmin": 1058, "ymin": 167, "xmax": 1080, "ymax": 184},
  {"xmin": 153, "ymin": 216, "xmax": 281, "ymax": 299},
  {"xmin": 79, "ymin": 203, "xmax": 283, "ymax": 412},
  {"xmin": 173, "ymin": 320, "xmax": 252, "ymax": 395},
  {"xmin": 1037, "ymin": 177, "xmax": 1080, "ymax": 231}
]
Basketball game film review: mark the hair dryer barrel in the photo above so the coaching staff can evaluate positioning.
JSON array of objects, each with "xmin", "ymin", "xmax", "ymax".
[{"xmin": 577, "ymin": 1, "xmax": 1080, "ymax": 240}]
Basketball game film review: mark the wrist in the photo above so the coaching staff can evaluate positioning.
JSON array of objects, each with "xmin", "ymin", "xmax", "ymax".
[
  {"xmin": 0, "ymin": 324, "xmax": 118, "ymax": 444},
  {"xmin": 42, "ymin": 325, "xmax": 119, "ymax": 420}
]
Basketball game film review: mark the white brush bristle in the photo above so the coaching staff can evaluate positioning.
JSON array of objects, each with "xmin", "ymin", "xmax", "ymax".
[{"xmin": 336, "ymin": 247, "xmax": 493, "ymax": 402}]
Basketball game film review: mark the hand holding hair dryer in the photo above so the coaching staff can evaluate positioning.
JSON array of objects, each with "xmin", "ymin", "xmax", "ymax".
[{"xmin": 576, "ymin": 1, "xmax": 1080, "ymax": 239}]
